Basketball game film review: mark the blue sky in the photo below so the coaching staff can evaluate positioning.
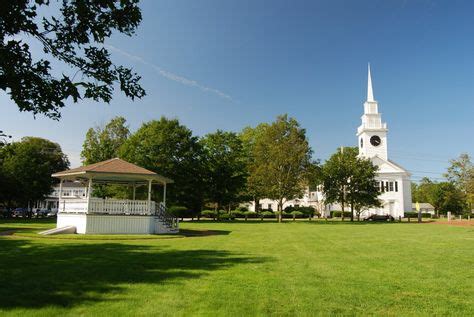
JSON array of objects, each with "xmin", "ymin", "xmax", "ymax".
[{"xmin": 1, "ymin": 0, "xmax": 473, "ymax": 182}]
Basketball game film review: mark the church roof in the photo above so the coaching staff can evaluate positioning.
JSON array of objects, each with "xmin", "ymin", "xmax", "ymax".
[{"xmin": 369, "ymin": 155, "xmax": 410, "ymax": 176}]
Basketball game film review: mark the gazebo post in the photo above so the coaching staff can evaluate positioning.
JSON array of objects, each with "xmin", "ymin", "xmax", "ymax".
[
  {"xmin": 132, "ymin": 183, "xmax": 136, "ymax": 200},
  {"xmin": 87, "ymin": 178, "xmax": 93, "ymax": 213},
  {"xmin": 147, "ymin": 179, "xmax": 152, "ymax": 202},
  {"xmin": 58, "ymin": 179, "xmax": 64, "ymax": 212},
  {"xmin": 163, "ymin": 182, "xmax": 167, "ymax": 207}
]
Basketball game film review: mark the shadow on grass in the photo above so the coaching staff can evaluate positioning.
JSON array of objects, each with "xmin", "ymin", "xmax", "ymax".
[
  {"xmin": 179, "ymin": 229, "xmax": 232, "ymax": 237},
  {"xmin": 0, "ymin": 238, "xmax": 268, "ymax": 310}
]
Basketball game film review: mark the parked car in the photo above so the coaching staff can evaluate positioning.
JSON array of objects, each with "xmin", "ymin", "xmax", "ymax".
[
  {"xmin": 47, "ymin": 209, "xmax": 58, "ymax": 217},
  {"xmin": 13, "ymin": 207, "xmax": 28, "ymax": 217},
  {"xmin": 364, "ymin": 214, "xmax": 395, "ymax": 222},
  {"xmin": 33, "ymin": 208, "xmax": 49, "ymax": 217}
]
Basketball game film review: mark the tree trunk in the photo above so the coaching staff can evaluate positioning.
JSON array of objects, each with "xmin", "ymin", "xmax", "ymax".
[
  {"xmin": 254, "ymin": 197, "xmax": 260, "ymax": 212},
  {"xmin": 341, "ymin": 199, "xmax": 345, "ymax": 222},
  {"xmin": 278, "ymin": 200, "xmax": 283, "ymax": 223},
  {"xmin": 350, "ymin": 202, "xmax": 354, "ymax": 222}
]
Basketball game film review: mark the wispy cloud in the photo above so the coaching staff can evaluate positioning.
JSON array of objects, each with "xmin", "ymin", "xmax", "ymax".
[{"xmin": 105, "ymin": 44, "xmax": 234, "ymax": 102}]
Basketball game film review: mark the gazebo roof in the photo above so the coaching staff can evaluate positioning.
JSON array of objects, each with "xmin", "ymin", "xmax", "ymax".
[{"xmin": 52, "ymin": 158, "xmax": 173, "ymax": 184}]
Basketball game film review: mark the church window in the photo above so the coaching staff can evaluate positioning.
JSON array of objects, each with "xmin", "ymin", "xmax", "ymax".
[{"xmin": 395, "ymin": 182, "xmax": 398, "ymax": 192}]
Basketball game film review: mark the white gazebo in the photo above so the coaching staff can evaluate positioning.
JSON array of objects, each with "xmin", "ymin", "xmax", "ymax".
[{"xmin": 50, "ymin": 158, "xmax": 178, "ymax": 234}]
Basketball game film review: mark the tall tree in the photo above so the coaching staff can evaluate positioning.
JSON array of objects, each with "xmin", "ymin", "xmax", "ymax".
[
  {"xmin": 200, "ymin": 130, "xmax": 248, "ymax": 213},
  {"xmin": 0, "ymin": 137, "xmax": 69, "ymax": 215},
  {"xmin": 444, "ymin": 153, "xmax": 474, "ymax": 211},
  {"xmin": 321, "ymin": 147, "xmax": 380, "ymax": 221},
  {"xmin": 252, "ymin": 115, "xmax": 312, "ymax": 222},
  {"xmin": 81, "ymin": 116, "xmax": 130, "ymax": 164},
  {"xmin": 1, "ymin": 0, "xmax": 145, "ymax": 120},
  {"xmin": 240, "ymin": 123, "xmax": 269, "ymax": 212},
  {"xmin": 120, "ymin": 117, "xmax": 205, "ymax": 211}
]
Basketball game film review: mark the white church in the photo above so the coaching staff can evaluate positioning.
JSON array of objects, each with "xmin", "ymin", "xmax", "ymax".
[{"xmin": 249, "ymin": 65, "xmax": 412, "ymax": 219}]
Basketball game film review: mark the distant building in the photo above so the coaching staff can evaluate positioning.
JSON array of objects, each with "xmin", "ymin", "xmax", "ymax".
[
  {"xmin": 35, "ymin": 181, "xmax": 86, "ymax": 211},
  {"xmin": 412, "ymin": 203, "xmax": 435, "ymax": 215}
]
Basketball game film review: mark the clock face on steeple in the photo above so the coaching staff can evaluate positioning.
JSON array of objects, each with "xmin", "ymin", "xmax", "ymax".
[{"xmin": 370, "ymin": 135, "xmax": 381, "ymax": 147}]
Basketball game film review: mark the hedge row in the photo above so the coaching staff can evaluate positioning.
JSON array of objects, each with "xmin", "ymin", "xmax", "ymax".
[
  {"xmin": 199, "ymin": 210, "xmax": 313, "ymax": 220},
  {"xmin": 330, "ymin": 211, "xmax": 352, "ymax": 218},
  {"xmin": 404, "ymin": 212, "xmax": 433, "ymax": 218}
]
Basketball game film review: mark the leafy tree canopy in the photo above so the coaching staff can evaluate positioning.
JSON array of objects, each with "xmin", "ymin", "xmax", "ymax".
[
  {"xmin": 0, "ymin": 0, "xmax": 145, "ymax": 119},
  {"xmin": 200, "ymin": 130, "xmax": 248, "ymax": 210},
  {"xmin": 252, "ymin": 115, "xmax": 313, "ymax": 221},
  {"xmin": 81, "ymin": 116, "xmax": 130, "ymax": 165},
  {"xmin": 0, "ymin": 137, "xmax": 69, "ymax": 210},
  {"xmin": 321, "ymin": 147, "xmax": 380, "ymax": 221},
  {"xmin": 120, "ymin": 117, "xmax": 205, "ymax": 210}
]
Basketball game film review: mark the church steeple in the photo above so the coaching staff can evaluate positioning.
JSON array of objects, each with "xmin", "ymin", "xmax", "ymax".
[
  {"xmin": 367, "ymin": 63, "xmax": 374, "ymax": 102},
  {"xmin": 357, "ymin": 64, "xmax": 388, "ymax": 160}
]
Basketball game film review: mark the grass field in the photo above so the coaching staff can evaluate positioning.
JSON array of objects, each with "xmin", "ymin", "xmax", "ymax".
[{"xmin": 1, "ymin": 219, "xmax": 473, "ymax": 316}]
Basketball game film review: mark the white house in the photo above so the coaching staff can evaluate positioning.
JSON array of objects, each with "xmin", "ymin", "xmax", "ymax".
[
  {"xmin": 249, "ymin": 65, "xmax": 412, "ymax": 219},
  {"xmin": 48, "ymin": 158, "xmax": 178, "ymax": 235},
  {"xmin": 35, "ymin": 181, "xmax": 87, "ymax": 213}
]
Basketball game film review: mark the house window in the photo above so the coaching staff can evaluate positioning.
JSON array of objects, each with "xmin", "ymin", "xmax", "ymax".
[
  {"xmin": 267, "ymin": 204, "xmax": 273, "ymax": 210},
  {"xmin": 395, "ymin": 182, "xmax": 398, "ymax": 192},
  {"xmin": 380, "ymin": 181, "xmax": 384, "ymax": 192},
  {"xmin": 385, "ymin": 182, "xmax": 389, "ymax": 192},
  {"xmin": 389, "ymin": 182, "xmax": 394, "ymax": 192}
]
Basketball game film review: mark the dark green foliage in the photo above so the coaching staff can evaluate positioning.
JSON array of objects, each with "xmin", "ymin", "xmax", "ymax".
[
  {"xmin": 0, "ymin": 137, "xmax": 69, "ymax": 211},
  {"xmin": 200, "ymin": 210, "xmax": 217, "ymax": 219},
  {"xmin": 330, "ymin": 211, "xmax": 352, "ymax": 218},
  {"xmin": 81, "ymin": 116, "xmax": 130, "ymax": 165},
  {"xmin": 322, "ymin": 147, "xmax": 381, "ymax": 221},
  {"xmin": 200, "ymin": 130, "xmax": 248, "ymax": 209},
  {"xmin": 120, "ymin": 117, "xmax": 206, "ymax": 211},
  {"xmin": 218, "ymin": 213, "xmax": 235, "ymax": 221},
  {"xmin": 250, "ymin": 115, "xmax": 313, "ymax": 222},
  {"xmin": 0, "ymin": 0, "xmax": 145, "ymax": 119},
  {"xmin": 260, "ymin": 211, "xmax": 275, "ymax": 218},
  {"xmin": 168, "ymin": 206, "xmax": 191, "ymax": 218},
  {"xmin": 404, "ymin": 212, "xmax": 432, "ymax": 218}
]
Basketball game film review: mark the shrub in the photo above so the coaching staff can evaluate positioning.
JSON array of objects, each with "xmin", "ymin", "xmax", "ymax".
[
  {"xmin": 260, "ymin": 211, "xmax": 275, "ymax": 218},
  {"xmin": 330, "ymin": 211, "xmax": 351, "ymax": 218},
  {"xmin": 231, "ymin": 210, "xmax": 245, "ymax": 218},
  {"xmin": 237, "ymin": 206, "xmax": 248, "ymax": 212},
  {"xmin": 298, "ymin": 207, "xmax": 315, "ymax": 216},
  {"xmin": 284, "ymin": 206, "xmax": 296, "ymax": 213},
  {"xmin": 218, "ymin": 213, "xmax": 235, "ymax": 221},
  {"xmin": 243, "ymin": 211, "xmax": 258, "ymax": 218},
  {"xmin": 168, "ymin": 206, "xmax": 189, "ymax": 218},
  {"xmin": 201, "ymin": 210, "xmax": 217, "ymax": 219},
  {"xmin": 291, "ymin": 211, "xmax": 304, "ymax": 219},
  {"xmin": 404, "ymin": 212, "xmax": 431, "ymax": 218}
]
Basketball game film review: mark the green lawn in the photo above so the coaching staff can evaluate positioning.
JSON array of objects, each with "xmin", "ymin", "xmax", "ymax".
[{"xmin": 0, "ymin": 219, "xmax": 473, "ymax": 316}]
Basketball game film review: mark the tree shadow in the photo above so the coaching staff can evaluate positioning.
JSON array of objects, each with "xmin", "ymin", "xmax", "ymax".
[
  {"xmin": 0, "ymin": 238, "xmax": 269, "ymax": 310},
  {"xmin": 179, "ymin": 228, "xmax": 232, "ymax": 237}
]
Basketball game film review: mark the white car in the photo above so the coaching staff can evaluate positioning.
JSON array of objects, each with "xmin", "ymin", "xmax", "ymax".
[{"xmin": 47, "ymin": 209, "xmax": 58, "ymax": 217}]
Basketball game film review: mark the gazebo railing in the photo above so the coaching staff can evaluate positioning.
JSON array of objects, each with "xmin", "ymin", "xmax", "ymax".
[
  {"xmin": 58, "ymin": 199, "xmax": 178, "ymax": 228},
  {"xmin": 89, "ymin": 199, "xmax": 155, "ymax": 215},
  {"xmin": 59, "ymin": 198, "xmax": 156, "ymax": 215}
]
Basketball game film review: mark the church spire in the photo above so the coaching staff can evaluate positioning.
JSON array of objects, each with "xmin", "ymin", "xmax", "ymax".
[{"xmin": 367, "ymin": 63, "xmax": 374, "ymax": 102}]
